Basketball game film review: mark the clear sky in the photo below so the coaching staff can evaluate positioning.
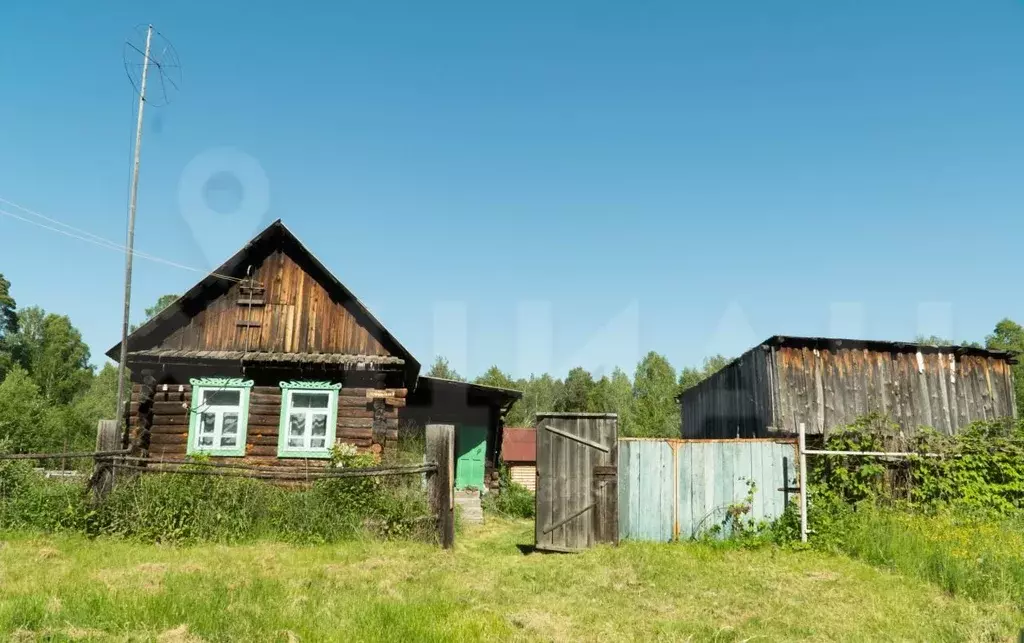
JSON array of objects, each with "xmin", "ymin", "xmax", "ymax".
[{"xmin": 2, "ymin": 1, "xmax": 1024, "ymax": 379}]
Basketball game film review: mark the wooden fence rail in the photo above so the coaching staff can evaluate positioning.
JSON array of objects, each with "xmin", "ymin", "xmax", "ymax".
[
  {"xmin": 0, "ymin": 450, "xmax": 130, "ymax": 461},
  {"xmin": 107, "ymin": 461, "xmax": 438, "ymax": 481}
]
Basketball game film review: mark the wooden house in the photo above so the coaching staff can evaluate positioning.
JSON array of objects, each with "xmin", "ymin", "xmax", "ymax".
[
  {"xmin": 500, "ymin": 427, "xmax": 536, "ymax": 491},
  {"xmin": 680, "ymin": 335, "xmax": 1017, "ymax": 439},
  {"xmin": 108, "ymin": 220, "xmax": 521, "ymax": 492}
]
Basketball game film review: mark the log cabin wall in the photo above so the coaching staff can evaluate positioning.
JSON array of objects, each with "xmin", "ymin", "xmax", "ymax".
[
  {"xmin": 150, "ymin": 249, "xmax": 392, "ymax": 356},
  {"xmin": 128, "ymin": 381, "xmax": 404, "ymax": 465}
]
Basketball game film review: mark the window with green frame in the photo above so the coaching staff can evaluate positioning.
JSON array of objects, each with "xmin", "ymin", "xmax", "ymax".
[
  {"xmin": 187, "ymin": 378, "xmax": 254, "ymax": 457},
  {"xmin": 277, "ymin": 381, "xmax": 341, "ymax": 458}
]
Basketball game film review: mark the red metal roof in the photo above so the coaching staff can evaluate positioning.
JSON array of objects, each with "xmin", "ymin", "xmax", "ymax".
[{"xmin": 501, "ymin": 427, "xmax": 536, "ymax": 463}]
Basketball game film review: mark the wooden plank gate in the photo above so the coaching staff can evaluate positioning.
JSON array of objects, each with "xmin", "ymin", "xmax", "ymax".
[{"xmin": 535, "ymin": 412, "xmax": 618, "ymax": 552}]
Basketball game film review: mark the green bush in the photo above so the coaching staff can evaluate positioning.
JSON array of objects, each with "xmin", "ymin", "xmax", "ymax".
[
  {"xmin": 0, "ymin": 453, "xmax": 431, "ymax": 544},
  {"xmin": 481, "ymin": 468, "xmax": 535, "ymax": 519}
]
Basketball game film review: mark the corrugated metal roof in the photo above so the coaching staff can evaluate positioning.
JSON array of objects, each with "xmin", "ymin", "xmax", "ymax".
[
  {"xmin": 502, "ymin": 427, "xmax": 536, "ymax": 463},
  {"xmin": 128, "ymin": 348, "xmax": 404, "ymax": 366}
]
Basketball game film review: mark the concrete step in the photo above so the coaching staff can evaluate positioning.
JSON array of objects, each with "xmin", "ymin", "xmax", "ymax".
[{"xmin": 455, "ymin": 489, "xmax": 484, "ymax": 524}]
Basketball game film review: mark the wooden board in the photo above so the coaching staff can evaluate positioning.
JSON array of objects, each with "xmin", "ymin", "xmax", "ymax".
[{"xmin": 535, "ymin": 413, "xmax": 618, "ymax": 552}]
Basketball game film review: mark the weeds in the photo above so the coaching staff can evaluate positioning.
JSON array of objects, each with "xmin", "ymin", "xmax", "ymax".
[
  {"xmin": 0, "ymin": 451, "xmax": 431, "ymax": 545},
  {"xmin": 481, "ymin": 467, "xmax": 534, "ymax": 519}
]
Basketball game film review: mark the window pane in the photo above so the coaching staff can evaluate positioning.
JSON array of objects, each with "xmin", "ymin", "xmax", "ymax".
[
  {"xmin": 311, "ymin": 414, "xmax": 327, "ymax": 437},
  {"xmin": 222, "ymin": 414, "xmax": 238, "ymax": 435},
  {"xmin": 204, "ymin": 390, "xmax": 241, "ymax": 406},
  {"xmin": 199, "ymin": 435, "xmax": 214, "ymax": 446},
  {"xmin": 292, "ymin": 392, "xmax": 329, "ymax": 409},
  {"xmin": 201, "ymin": 413, "xmax": 216, "ymax": 434},
  {"xmin": 289, "ymin": 414, "xmax": 306, "ymax": 437},
  {"xmin": 288, "ymin": 437, "xmax": 304, "ymax": 448},
  {"xmin": 310, "ymin": 438, "xmax": 326, "ymax": 449},
  {"xmin": 220, "ymin": 435, "xmax": 237, "ymax": 447}
]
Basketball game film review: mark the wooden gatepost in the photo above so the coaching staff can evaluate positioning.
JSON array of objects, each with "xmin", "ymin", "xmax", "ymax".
[{"xmin": 425, "ymin": 424, "xmax": 455, "ymax": 549}]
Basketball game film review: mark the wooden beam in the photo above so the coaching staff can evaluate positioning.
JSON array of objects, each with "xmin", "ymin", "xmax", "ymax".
[
  {"xmin": 543, "ymin": 424, "xmax": 611, "ymax": 453},
  {"xmin": 426, "ymin": 424, "xmax": 455, "ymax": 549}
]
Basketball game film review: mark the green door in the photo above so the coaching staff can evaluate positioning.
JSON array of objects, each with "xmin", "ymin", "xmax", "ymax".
[{"xmin": 455, "ymin": 426, "xmax": 487, "ymax": 490}]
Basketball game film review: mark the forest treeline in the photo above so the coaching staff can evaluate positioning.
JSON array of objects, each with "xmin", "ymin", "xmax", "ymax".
[{"xmin": 2, "ymin": 272, "xmax": 1024, "ymax": 450}]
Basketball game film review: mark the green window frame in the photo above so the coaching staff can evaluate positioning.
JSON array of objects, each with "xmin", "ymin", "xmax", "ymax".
[
  {"xmin": 187, "ymin": 377, "xmax": 254, "ymax": 457},
  {"xmin": 277, "ymin": 381, "xmax": 341, "ymax": 459}
]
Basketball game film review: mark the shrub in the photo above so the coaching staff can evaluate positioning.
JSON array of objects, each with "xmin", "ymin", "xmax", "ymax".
[
  {"xmin": 0, "ymin": 451, "xmax": 431, "ymax": 544},
  {"xmin": 481, "ymin": 467, "xmax": 535, "ymax": 519}
]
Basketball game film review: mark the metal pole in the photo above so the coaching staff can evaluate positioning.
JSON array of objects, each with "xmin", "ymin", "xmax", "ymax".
[
  {"xmin": 798, "ymin": 421, "xmax": 808, "ymax": 543},
  {"xmin": 114, "ymin": 24, "xmax": 153, "ymax": 438}
]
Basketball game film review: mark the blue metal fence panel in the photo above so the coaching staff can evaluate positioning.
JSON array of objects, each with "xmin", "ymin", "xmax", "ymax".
[{"xmin": 618, "ymin": 439, "xmax": 797, "ymax": 542}]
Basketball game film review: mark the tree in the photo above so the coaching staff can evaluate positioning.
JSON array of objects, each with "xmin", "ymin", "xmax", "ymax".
[
  {"xmin": 914, "ymin": 335, "xmax": 982, "ymax": 349},
  {"xmin": 555, "ymin": 367, "xmax": 595, "ymax": 412},
  {"xmin": 425, "ymin": 355, "xmax": 464, "ymax": 381},
  {"xmin": 630, "ymin": 351, "xmax": 679, "ymax": 437},
  {"xmin": 0, "ymin": 274, "xmax": 18, "ymax": 379},
  {"xmin": 131, "ymin": 293, "xmax": 180, "ymax": 332},
  {"xmin": 0, "ymin": 273, "xmax": 17, "ymax": 339},
  {"xmin": 588, "ymin": 367, "xmax": 634, "ymax": 433},
  {"xmin": 0, "ymin": 366, "xmax": 49, "ymax": 452},
  {"xmin": 475, "ymin": 365, "xmax": 517, "ymax": 391},
  {"xmin": 986, "ymin": 319, "xmax": 1024, "ymax": 411},
  {"xmin": 678, "ymin": 354, "xmax": 731, "ymax": 394},
  {"xmin": 72, "ymin": 363, "xmax": 120, "ymax": 429},
  {"xmin": 515, "ymin": 374, "xmax": 562, "ymax": 427},
  {"xmin": 12, "ymin": 307, "xmax": 92, "ymax": 404}
]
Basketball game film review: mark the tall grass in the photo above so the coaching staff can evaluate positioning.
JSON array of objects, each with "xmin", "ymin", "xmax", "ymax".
[
  {"xmin": 0, "ymin": 457, "xmax": 431, "ymax": 544},
  {"xmin": 823, "ymin": 505, "xmax": 1024, "ymax": 605}
]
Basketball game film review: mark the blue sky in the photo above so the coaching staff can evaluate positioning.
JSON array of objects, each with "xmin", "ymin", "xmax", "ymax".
[{"xmin": 2, "ymin": 1, "xmax": 1023, "ymax": 379}]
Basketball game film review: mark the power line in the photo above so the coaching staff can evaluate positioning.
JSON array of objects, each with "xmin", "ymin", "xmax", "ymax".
[{"xmin": 0, "ymin": 202, "xmax": 245, "ymax": 283}]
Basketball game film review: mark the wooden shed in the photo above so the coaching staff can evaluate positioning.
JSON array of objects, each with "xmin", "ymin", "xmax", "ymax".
[
  {"xmin": 500, "ymin": 427, "xmax": 536, "ymax": 491},
  {"xmin": 108, "ymin": 220, "xmax": 520, "ymax": 485},
  {"xmin": 680, "ymin": 335, "xmax": 1017, "ymax": 439}
]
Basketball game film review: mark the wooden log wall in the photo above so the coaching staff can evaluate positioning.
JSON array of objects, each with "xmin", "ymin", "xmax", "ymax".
[{"xmin": 129, "ymin": 383, "xmax": 404, "ymax": 466}]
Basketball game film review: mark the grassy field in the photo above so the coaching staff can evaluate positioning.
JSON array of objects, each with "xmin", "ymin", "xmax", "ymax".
[{"xmin": 1, "ymin": 519, "xmax": 1022, "ymax": 642}]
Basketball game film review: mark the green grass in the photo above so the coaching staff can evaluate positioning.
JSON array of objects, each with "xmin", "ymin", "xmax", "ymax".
[
  {"xmin": 826, "ymin": 507, "xmax": 1024, "ymax": 606},
  {"xmin": 0, "ymin": 519, "xmax": 1020, "ymax": 642}
]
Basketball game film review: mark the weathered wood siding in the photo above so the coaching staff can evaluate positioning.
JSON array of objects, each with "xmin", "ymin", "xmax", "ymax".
[
  {"xmin": 680, "ymin": 342, "xmax": 1017, "ymax": 439},
  {"xmin": 129, "ymin": 382, "xmax": 403, "ymax": 465},
  {"xmin": 535, "ymin": 413, "xmax": 618, "ymax": 552},
  {"xmin": 680, "ymin": 349, "xmax": 774, "ymax": 439},
  {"xmin": 618, "ymin": 438, "xmax": 797, "ymax": 541},
  {"xmin": 152, "ymin": 250, "xmax": 391, "ymax": 356},
  {"xmin": 773, "ymin": 347, "xmax": 1016, "ymax": 436},
  {"xmin": 509, "ymin": 465, "xmax": 536, "ymax": 491}
]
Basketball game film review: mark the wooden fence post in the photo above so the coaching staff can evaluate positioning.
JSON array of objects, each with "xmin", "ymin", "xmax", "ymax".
[
  {"xmin": 92, "ymin": 420, "xmax": 119, "ymax": 502},
  {"xmin": 426, "ymin": 423, "xmax": 455, "ymax": 549}
]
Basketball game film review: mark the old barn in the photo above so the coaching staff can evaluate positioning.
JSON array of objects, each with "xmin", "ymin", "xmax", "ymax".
[
  {"xmin": 680, "ymin": 335, "xmax": 1017, "ymax": 439},
  {"xmin": 108, "ymin": 220, "xmax": 520, "ymax": 493}
]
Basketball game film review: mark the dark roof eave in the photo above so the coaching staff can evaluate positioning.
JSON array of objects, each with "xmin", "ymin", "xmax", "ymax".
[{"xmin": 762, "ymin": 335, "xmax": 1016, "ymax": 363}]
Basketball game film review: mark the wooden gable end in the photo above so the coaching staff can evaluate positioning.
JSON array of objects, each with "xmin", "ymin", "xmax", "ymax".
[{"xmin": 153, "ymin": 248, "xmax": 391, "ymax": 356}]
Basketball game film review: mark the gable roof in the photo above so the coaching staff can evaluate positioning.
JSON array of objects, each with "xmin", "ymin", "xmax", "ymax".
[
  {"xmin": 501, "ymin": 427, "xmax": 535, "ymax": 463},
  {"xmin": 106, "ymin": 219, "xmax": 420, "ymax": 380}
]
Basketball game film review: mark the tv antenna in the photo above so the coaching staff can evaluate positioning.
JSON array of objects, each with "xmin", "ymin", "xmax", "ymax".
[{"xmin": 114, "ymin": 24, "xmax": 181, "ymax": 437}]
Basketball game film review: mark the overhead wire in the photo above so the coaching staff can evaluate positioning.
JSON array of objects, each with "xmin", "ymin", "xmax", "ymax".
[{"xmin": 0, "ymin": 199, "xmax": 246, "ymax": 283}]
